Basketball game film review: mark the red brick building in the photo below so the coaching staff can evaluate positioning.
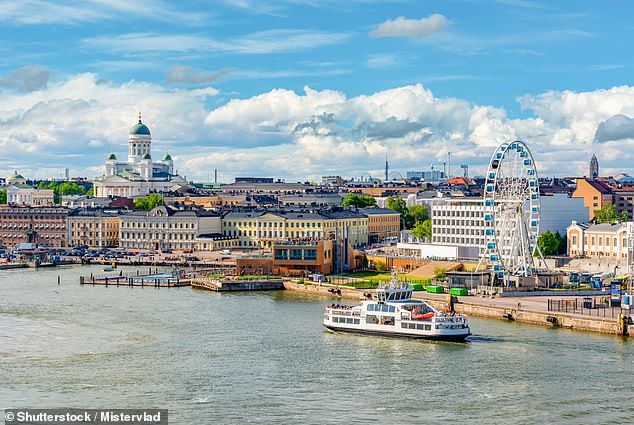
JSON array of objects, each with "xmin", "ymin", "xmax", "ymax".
[{"xmin": 0, "ymin": 205, "xmax": 69, "ymax": 248}]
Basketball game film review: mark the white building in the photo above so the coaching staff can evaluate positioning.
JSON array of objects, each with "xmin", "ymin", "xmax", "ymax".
[
  {"xmin": 2, "ymin": 171, "xmax": 54, "ymax": 206},
  {"xmin": 93, "ymin": 115, "xmax": 188, "ymax": 198},
  {"xmin": 430, "ymin": 197, "xmax": 486, "ymax": 250}
]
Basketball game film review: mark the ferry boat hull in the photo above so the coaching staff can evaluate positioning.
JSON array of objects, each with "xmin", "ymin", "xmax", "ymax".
[
  {"xmin": 322, "ymin": 271, "xmax": 471, "ymax": 342},
  {"xmin": 323, "ymin": 323, "xmax": 470, "ymax": 341}
]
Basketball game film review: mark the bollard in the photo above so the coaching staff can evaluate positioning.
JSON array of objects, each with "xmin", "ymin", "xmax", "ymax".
[{"xmin": 57, "ymin": 276, "xmax": 60, "ymax": 285}]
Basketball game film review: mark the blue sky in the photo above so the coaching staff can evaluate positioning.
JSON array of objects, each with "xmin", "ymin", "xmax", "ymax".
[{"xmin": 1, "ymin": 0, "xmax": 634, "ymax": 182}]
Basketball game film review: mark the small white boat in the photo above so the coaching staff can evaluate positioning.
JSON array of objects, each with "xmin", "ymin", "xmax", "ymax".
[
  {"xmin": 323, "ymin": 271, "xmax": 471, "ymax": 341},
  {"xmin": 103, "ymin": 266, "xmax": 115, "ymax": 272}
]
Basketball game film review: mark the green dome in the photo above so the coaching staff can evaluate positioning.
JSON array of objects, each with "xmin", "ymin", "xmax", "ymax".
[
  {"xmin": 142, "ymin": 153, "xmax": 152, "ymax": 160},
  {"xmin": 107, "ymin": 152, "xmax": 117, "ymax": 160},
  {"xmin": 130, "ymin": 114, "xmax": 151, "ymax": 136},
  {"xmin": 163, "ymin": 151, "xmax": 172, "ymax": 161}
]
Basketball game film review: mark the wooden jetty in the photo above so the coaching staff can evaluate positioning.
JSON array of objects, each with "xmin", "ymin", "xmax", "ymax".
[
  {"xmin": 191, "ymin": 277, "xmax": 284, "ymax": 292},
  {"xmin": 80, "ymin": 271, "xmax": 190, "ymax": 287}
]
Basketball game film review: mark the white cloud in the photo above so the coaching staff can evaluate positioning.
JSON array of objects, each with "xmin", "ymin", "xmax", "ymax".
[
  {"xmin": 82, "ymin": 29, "xmax": 352, "ymax": 55},
  {"xmin": 3, "ymin": 68, "xmax": 634, "ymax": 182},
  {"xmin": 370, "ymin": 14, "xmax": 449, "ymax": 38},
  {"xmin": 0, "ymin": 0, "xmax": 206, "ymax": 25}
]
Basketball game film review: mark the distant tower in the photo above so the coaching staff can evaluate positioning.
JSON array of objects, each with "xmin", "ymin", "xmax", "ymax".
[
  {"xmin": 385, "ymin": 156, "xmax": 389, "ymax": 181},
  {"xmin": 589, "ymin": 154, "xmax": 599, "ymax": 179}
]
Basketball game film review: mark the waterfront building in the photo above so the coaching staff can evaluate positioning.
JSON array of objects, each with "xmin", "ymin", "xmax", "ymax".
[
  {"xmin": 567, "ymin": 220, "xmax": 630, "ymax": 261},
  {"xmin": 571, "ymin": 178, "xmax": 613, "ymax": 220},
  {"xmin": 195, "ymin": 234, "xmax": 239, "ymax": 251},
  {"xmin": 221, "ymin": 207, "xmax": 368, "ymax": 249},
  {"xmin": 92, "ymin": 115, "xmax": 188, "ymax": 198},
  {"xmin": 0, "ymin": 205, "xmax": 68, "ymax": 248},
  {"xmin": 612, "ymin": 188, "xmax": 634, "ymax": 221},
  {"xmin": 119, "ymin": 205, "xmax": 220, "ymax": 251},
  {"xmin": 429, "ymin": 197, "xmax": 486, "ymax": 251},
  {"xmin": 67, "ymin": 208, "xmax": 124, "ymax": 248},
  {"xmin": 236, "ymin": 238, "xmax": 334, "ymax": 276},
  {"xmin": 358, "ymin": 208, "xmax": 401, "ymax": 244}
]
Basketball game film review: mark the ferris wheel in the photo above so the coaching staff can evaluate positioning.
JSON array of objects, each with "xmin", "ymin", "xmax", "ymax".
[{"xmin": 478, "ymin": 141, "xmax": 541, "ymax": 278}]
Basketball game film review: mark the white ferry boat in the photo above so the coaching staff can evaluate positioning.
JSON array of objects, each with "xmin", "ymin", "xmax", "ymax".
[{"xmin": 323, "ymin": 272, "xmax": 471, "ymax": 341}]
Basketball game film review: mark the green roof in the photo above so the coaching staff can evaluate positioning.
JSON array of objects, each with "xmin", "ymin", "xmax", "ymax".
[
  {"xmin": 130, "ymin": 119, "xmax": 151, "ymax": 136},
  {"xmin": 163, "ymin": 151, "xmax": 172, "ymax": 161},
  {"xmin": 107, "ymin": 152, "xmax": 117, "ymax": 160},
  {"xmin": 142, "ymin": 153, "xmax": 152, "ymax": 160}
]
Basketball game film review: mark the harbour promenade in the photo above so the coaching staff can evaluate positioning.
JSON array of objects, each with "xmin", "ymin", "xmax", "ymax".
[{"xmin": 283, "ymin": 280, "xmax": 626, "ymax": 336}]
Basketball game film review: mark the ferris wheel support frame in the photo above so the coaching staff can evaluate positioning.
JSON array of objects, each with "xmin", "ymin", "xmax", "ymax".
[{"xmin": 476, "ymin": 140, "xmax": 543, "ymax": 280}]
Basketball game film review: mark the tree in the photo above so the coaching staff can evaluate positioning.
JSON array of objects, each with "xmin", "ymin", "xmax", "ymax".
[
  {"xmin": 593, "ymin": 203, "xmax": 627, "ymax": 223},
  {"xmin": 402, "ymin": 204, "xmax": 429, "ymax": 229},
  {"xmin": 411, "ymin": 219, "xmax": 432, "ymax": 241},
  {"xmin": 557, "ymin": 232, "xmax": 567, "ymax": 255},
  {"xmin": 134, "ymin": 194, "xmax": 164, "ymax": 210},
  {"xmin": 433, "ymin": 266, "xmax": 447, "ymax": 281},
  {"xmin": 86, "ymin": 187, "xmax": 94, "ymax": 196},
  {"xmin": 537, "ymin": 230, "xmax": 560, "ymax": 257},
  {"xmin": 341, "ymin": 193, "xmax": 376, "ymax": 208},
  {"xmin": 386, "ymin": 196, "xmax": 406, "ymax": 214},
  {"xmin": 375, "ymin": 261, "xmax": 388, "ymax": 272},
  {"xmin": 0, "ymin": 189, "xmax": 6, "ymax": 204}
]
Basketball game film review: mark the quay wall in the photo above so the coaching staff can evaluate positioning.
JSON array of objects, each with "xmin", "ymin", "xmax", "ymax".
[{"xmin": 282, "ymin": 281, "xmax": 622, "ymax": 336}]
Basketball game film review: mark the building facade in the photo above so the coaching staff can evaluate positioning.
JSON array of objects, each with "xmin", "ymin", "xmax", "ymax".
[
  {"xmin": 93, "ymin": 115, "xmax": 188, "ymax": 198},
  {"xmin": 359, "ymin": 208, "xmax": 401, "ymax": 244},
  {"xmin": 119, "ymin": 205, "xmax": 220, "ymax": 250},
  {"xmin": 430, "ymin": 197, "xmax": 486, "ymax": 250},
  {"xmin": 67, "ymin": 209, "xmax": 123, "ymax": 248},
  {"xmin": 567, "ymin": 220, "xmax": 629, "ymax": 260},
  {"xmin": 0, "ymin": 205, "xmax": 68, "ymax": 248},
  {"xmin": 4, "ymin": 184, "xmax": 55, "ymax": 206},
  {"xmin": 571, "ymin": 178, "xmax": 613, "ymax": 220}
]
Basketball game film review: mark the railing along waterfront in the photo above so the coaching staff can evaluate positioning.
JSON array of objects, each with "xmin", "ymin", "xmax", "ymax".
[{"xmin": 547, "ymin": 298, "xmax": 625, "ymax": 319}]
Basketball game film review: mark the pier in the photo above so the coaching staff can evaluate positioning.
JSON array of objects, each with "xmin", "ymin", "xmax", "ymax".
[
  {"xmin": 79, "ymin": 269, "xmax": 191, "ymax": 287},
  {"xmin": 192, "ymin": 277, "xmax": 284, "ymax": 292}
]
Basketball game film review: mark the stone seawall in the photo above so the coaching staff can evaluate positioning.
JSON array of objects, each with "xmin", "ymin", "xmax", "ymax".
[{"xmin": 283, "ymin": 280, "xmax": 624, "ymax": 336}]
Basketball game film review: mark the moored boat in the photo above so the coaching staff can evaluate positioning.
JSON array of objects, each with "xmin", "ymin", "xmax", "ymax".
[{"xmin": 323, "ymin": 271, "xmax": 471, "ymax": 341}]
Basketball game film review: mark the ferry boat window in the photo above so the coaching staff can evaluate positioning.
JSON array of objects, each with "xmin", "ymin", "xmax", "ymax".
[
  {"xmin": 401, "ymin": 323, "xmax": 408, "ymax": 329},
  {"xmin": 417, "ymin": 324, "xmax": 424, "ymax": 330},
  {"xmin": 425, "ymin": 325, "xmax": 431, "ymax": 330},
  {"xmin": 354, "ymin": 319, "xmax": 360, "ymax": 324},
  {"xmin": 389, "ymin": 306, "xmax": 395, "ymax": 312},
  {"xmin": 346, "ymin": 318, "xmax": 353, "ymax": 324},
  {"xmin": 409, "ymin": 323, "xmax": 416, "ymax": 329}
]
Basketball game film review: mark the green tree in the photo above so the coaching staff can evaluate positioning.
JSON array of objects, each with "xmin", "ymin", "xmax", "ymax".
[
  {"xmin": 341, "ymin": 193, "xmax": 376, "ymax": 208},
  {"xmin": 58, "ymin": 182, "xmax": 87, "ymax": 196},
  {"xmin": 134, "ymin": 193, "xmax": 164, "ymax": 210},
  {"xmin": 415, "ymin": 218, "xmax": 432, "ymax": 240},
  {"xmin": 386, "ymin": 196, "xmax": 406, "ymax": 214},
  {"xmin": 402, "ymin": 204, "xmax": 429, "ymax": 229},
  {"xmin": 537, "ymin": 230, "xmax": 560, "ymax": 257},
  {"xmin": 557, "ymin": 232, "xmax": 567, "ymax": 255},
  {"xmin": 433, "ymin": 267, "xmax": 447, "ymax": 281},
  {"xmin": 593, "ymin": 203, "xmax": 627, "ymax": 223},
  {"xmin": 374, "ymin": 260, "xmax": 388, "ymax": 272},
  {"xmin": 86, "ymin": 187, "xmax": 94, "ymax": 196},
  {"xmin": 0, "ymin": 189, "xmax": 6, "ymax": 204}
]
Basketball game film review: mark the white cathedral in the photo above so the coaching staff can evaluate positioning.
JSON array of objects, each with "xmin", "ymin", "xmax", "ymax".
[{"xmin": 92, "ymin": 115, "xmax": 189, "ymax": 198}]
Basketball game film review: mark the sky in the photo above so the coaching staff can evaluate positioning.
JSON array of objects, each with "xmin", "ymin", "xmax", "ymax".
[{"xmin": 1, "ymin": 0, "xmax": 634, "ymax": 183}]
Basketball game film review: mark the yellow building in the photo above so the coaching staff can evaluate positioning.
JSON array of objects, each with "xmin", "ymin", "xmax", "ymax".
[
  {"xmin": 67, "ymin": 209, "xmax": 122, "ymax": 248},
  {"xmin": 571, "ymin": 178, "xmax": 613, "ymax": 220},
  {"xmin": 221, "ymin": 208, "xmax": 368, "ymax": 249}
]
